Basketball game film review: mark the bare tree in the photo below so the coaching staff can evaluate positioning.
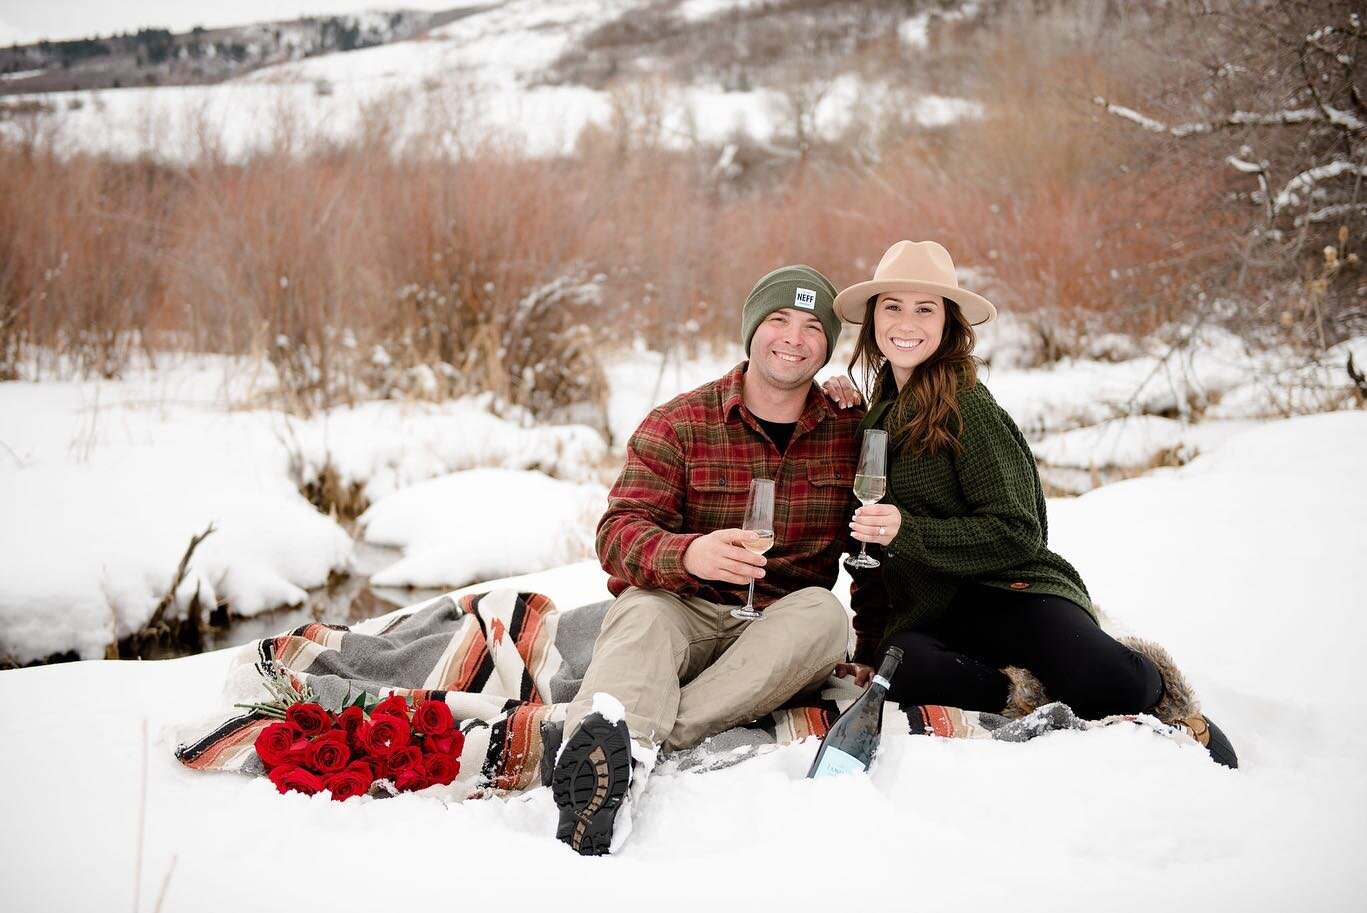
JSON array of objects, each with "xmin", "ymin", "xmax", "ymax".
[{"xmin": 1097, "ymin": 0, "xmax": 1364, "ymax": 348}]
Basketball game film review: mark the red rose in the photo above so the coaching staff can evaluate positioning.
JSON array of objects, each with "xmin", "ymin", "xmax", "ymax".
[
  {"xmin": 284, "ymin": 737, "xmax": 315, "ymax": 768},
  {"xmin": 424, "ymin": 729, "xmax": 465, "ymax": 758},
  {"xmin": 345, "ymin": 759, "xmax": 374, "ymax": 783},
  {"xmin": 384, "ymin": 745, "xmax": 423, "ymax": 778},
  {"xmin": 363, "ymin": 715, "xmax": 410, "ymax": 757},
  {"xmin": 424, "ymin": 753, "xmax": 460, "ymax": 786},
  {"xmin": 285, "ymin": 702, "xmax": 332, "ymax": 737},
  {"xmin": 325, "ymin": 763, "xmax": 373, "ymax": 801},
  {"xmin": 394, "ymin": 768, "xmax": 431, "ymax": 793},
  {"xmin": 412, "ymin": 700, "xmax": 454, "ymax": 736},
  {"xmin": 268, "ymin": 764, "xmax": 325, "ymax": 796},
  {"xmin": 350, "ymin": 719, "xmax": 373, "ymax": 754},
  {"xmin": 336, "ymin": 705, "xmax": 365, "ymax": 737},
  {"xmin": 309, "ymin": 730, "xmax": 352, "ymax": 773},
  {"xmin": 254, "ymin": 721, "xmax": 303, "ymax": 769},
  {"xmin": 372, "ymin": 694, "xmax": 411, "ymax": 720}
]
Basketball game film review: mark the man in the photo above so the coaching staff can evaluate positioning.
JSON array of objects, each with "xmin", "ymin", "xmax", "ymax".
[{"xmin": 548, "ymin": 264, "xmax": 897, "ymax": 855}]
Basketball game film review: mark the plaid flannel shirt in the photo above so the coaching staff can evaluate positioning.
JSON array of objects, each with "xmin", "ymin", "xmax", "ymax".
[{"xmin": 596, "ymin": 362, "xmax": 889, "ymax": 659}]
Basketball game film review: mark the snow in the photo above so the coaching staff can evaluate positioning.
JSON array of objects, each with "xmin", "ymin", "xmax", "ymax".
[
  {"xmin": 1274, "ymin": 160, "xmax": 1367, "ymax": 213},
  {"xmin": 898, "ymin": 13, "xmax": 931, "ymax": 49},
  {"xmin": 2, "ymin": 400, "xmax": 1365, "ymax": 908},
  {"xmin": 2, "ymin": 1, "xmax": 475, "ymax": 44},
  {"xmin": 5, "ymin": 331, "xmax": 1361, "ymax": 664},
  {"xmin": 0, "ymin": 356, "xmax": 609, "ymax": 664},
  {"xmin": 359, "ymin": 468, "xmax": 607, "ymax": 589},
  {"xmin": 676, "ymin": 0, "xmax": 771, "ymax": 22},
  {"xmin": 1, "ymin": 0, "xmax": 983, "ymax": 162}
]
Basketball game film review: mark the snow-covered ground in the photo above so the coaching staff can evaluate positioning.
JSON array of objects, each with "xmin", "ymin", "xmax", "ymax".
[
  {"xmin": 0, "ymin": 354, "xmax": 607, "ymax": 664},
  {"xmin": 2, "ymin": 332, "xmax": 1364, "ymax": 665},
  {"xmin": 0, "ymin": 0, "xmax": 983, "ymax": 161},
  {"xmin": 1, "ymin": 403, "xmax": 1364, "ymax": 910}
]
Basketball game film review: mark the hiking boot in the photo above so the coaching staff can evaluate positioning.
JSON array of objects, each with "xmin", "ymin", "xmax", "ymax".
[
  {"xmin": 1121, "ymin": 636, "xmax": 1237, "ymax": 768},
  {"xmin": 552, "ymin": 712, "xmax": 632, "ymax": 856},
  {"xmin": 1174, "ymin": 715, "xmax": 1239, "ymax": 769}
]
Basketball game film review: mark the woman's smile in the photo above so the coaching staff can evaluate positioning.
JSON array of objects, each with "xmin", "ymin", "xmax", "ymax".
[{"xmin": 875, "ymin": 292, "xmax": 946, "ymax": 387}]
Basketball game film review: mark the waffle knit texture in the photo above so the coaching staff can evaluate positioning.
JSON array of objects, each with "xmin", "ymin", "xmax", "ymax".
[{"xmin": 857, "ymin": 381, "xmax": 1093, "ymax": 649}]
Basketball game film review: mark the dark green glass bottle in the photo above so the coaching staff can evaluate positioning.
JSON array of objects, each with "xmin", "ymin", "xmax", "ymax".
[{"xmin": 806, "ymin": 646, "xmax": 903, "ymax": 778}]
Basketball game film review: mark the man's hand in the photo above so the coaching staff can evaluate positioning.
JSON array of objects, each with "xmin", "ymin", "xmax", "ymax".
[
  {"xmin": 820, "ymin": 375, "xmax": 863, "ymax": 409},
  {"xmin": 683, "ymin": 529, "xmax": 768, "ymax": 584},
  {"xmin": 834, "ymin": 662, "xmax": 875, "ymax": 687}
]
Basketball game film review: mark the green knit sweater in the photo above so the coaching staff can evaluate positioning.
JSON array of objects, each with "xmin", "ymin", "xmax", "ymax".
[{"xmin": 857, "ymin": 380, "xmax": 1093, "ymax": 656}]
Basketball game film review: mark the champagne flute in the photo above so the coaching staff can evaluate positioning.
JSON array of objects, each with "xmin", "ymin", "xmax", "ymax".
[
  {"xmin": 731, "ymin": 478, "xmax": 775, "ymax": 620},
  {"xmin": 844, "ymin": 429, "xmax": 887, "ymax": 569}
]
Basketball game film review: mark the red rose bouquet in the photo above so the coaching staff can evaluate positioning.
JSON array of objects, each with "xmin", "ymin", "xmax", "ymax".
[{"xmin": 239, "ymin": 674, "xmax": 464, "ymax": 801}]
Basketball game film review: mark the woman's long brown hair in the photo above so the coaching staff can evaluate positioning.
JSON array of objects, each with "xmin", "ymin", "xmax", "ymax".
[{"xmin": 847, "ymin": 295, "xmax": 979, "ymax": 459}]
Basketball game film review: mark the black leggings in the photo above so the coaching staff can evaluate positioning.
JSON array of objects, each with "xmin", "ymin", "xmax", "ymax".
[{"xmin": 885, "ymin": 583, "xmax": 1162, "ymax": 720}]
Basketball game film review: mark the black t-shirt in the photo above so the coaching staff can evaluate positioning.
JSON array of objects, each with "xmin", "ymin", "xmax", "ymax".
[{"xmin": 755, "ymin": 416, "xmax": 797, "ymax": 455}]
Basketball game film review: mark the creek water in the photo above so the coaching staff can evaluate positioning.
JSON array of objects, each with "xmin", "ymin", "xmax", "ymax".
[{"xmin": 139, "ymin": 540, "xmax": 451, "ymax": 660}]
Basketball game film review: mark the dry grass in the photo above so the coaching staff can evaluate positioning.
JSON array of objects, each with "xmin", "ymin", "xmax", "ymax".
[{"xmin": 0, "ymin": 1, "xmax": 1331, "ymax": 403}]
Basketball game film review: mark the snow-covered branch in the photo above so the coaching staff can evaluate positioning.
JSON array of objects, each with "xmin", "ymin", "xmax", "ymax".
[
  {"xmin": 1274, "ymin": 161, "xmax": 1367, "ymax": 212},
  {"xmin": 1224, "ymin": 154, "xmax": 1264, "ymax": 174},
  {"xmin": 1296, "ymin": 202, "xmax": 1367, "ymax": 226},
  {"xmin": 1096, "ymin": 98, "xmax": 1363, "ymax": 135}
]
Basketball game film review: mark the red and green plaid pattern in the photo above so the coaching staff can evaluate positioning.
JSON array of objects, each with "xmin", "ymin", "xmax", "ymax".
[{"xmin": 597, "ymin": 361, "xmax": 878, "ymax": 613}]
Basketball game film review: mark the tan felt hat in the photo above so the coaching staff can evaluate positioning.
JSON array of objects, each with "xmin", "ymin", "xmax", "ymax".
[{"xmin": 834, "ymin": 240, "xmax": 997, "ymax": 326}]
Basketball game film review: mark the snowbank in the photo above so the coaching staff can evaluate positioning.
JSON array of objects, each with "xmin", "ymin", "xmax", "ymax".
[
  {"xmin": 1, "ymin": 409, "xmax": 1364, "ymax": 910},
  {"xmin": 359, "ymin": 468, "xmax": 607, "ymax": 588},
  {"xmin": 0, "ymin": 358, "xmax": 609, "ymax": 664}
]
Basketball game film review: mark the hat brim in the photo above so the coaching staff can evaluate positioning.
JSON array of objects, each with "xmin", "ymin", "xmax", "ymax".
[{"xmin": 834, "ymin": 279, "xmax": 997, "ymax": 326}]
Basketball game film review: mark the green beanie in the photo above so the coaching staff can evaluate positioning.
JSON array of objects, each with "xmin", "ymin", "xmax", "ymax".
[{"xmin": 740, "ymin": 264, "xmax": 840, "ymax": 367}]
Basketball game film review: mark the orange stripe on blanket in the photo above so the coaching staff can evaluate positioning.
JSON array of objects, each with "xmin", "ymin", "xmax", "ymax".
[
  {"xmin": 798, "ymin": 706, "xmax": 831, "ymax": 741},
  {"xmin": 489, "ymin": 704, "xmax": 547, "ymax": 792},
  {"xmin": 921, "ymin": 705, "xmax": 958, "ymax": 738},
  {"xmin": 183, "ymin": 719, "xmax": 270, "ymax": 770},
  {"xmin": 450, "ymin": 640, "xmax": 489, "ymax": 693},
  {"xmin": 514, "ymin": 606, "xmax": 546, "ymax": 705}
]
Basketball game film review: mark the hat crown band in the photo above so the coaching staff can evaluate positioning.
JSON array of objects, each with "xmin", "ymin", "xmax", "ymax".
[{"xmin": 875, "ymin": 240, "xmax": 961, "ymax": 292}]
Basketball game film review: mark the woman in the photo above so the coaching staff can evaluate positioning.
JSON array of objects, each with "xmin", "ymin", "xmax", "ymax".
[{"xmin": 830, "ymin": 240, "xmax": 1235, "ymax": 767}]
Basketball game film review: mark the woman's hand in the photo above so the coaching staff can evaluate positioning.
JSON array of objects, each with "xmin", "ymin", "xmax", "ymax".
[
  {"xmin": 851, "ymin": 502, "xmax": 900, "ymax": 546},
  {"xmin": 820, "ymin": 375, "xmax": 863, "ymax": 409},
  {"xmin": 834, "ymin": 662, "xmax": 875, "ymax": 687}
]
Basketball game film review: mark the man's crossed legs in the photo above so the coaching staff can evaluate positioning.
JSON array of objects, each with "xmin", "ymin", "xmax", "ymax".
[{"xmin": 551, "ymin": 586, "xmax": 848, "ymax": 854}]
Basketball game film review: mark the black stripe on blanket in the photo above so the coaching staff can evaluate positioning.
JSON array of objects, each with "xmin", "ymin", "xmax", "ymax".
[
  {"xmin": 174, "ymin": 712, "xmax": 263, "ymax": 764},
  {"xmin": 498, "ymin": 595, "xmax": 537, "ymax": 702},
  {"xmin": 465, "ymin": 646, "xmax": 496, "ymax": 694},
  {"xmin": 482, "ymin": 716, "xmax": 509, "ymax": 783}
]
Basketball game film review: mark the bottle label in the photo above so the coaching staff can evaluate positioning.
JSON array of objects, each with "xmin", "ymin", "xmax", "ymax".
[
  {"xmin": 872, "ymin": 675, "xmax": 890, "ymax": 689},
  {"xmin": 809, "ymin": 746, "xmax": 867, "ymax": 778}
]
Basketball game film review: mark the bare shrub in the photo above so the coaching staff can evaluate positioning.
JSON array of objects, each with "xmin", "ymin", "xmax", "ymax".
[{"xmin": 2, "ymin": 0, "xmax": 1357, "ymax": 401}]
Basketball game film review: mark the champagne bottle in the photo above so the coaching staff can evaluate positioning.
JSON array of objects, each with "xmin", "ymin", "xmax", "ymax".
[{"xmin": 806, "ymin": 646, "xmax": 903, "ymax": 778}]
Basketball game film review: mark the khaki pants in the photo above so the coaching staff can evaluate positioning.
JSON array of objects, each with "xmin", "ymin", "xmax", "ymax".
[{"xmin": 565, "ymin": 586, "xmax": 849, "ymax": 752}]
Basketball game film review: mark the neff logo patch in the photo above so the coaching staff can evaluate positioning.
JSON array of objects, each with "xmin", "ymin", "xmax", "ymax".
[{"xmin": 794, "ymin": 288, "xmax": 817, "ymax": 309}]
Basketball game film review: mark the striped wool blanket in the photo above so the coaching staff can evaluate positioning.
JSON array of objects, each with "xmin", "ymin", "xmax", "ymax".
[
  {"xmin": 173, "ymin": 590, "xmax": 1194, "ymax": 795},
  {"xmin": 174, "ymin": 590, "xmax": 850, "ymax": 794}
]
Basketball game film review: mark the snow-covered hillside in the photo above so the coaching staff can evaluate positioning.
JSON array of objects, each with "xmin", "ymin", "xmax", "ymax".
[{"xmin": 0, "ymin": 0, "xmax": 981, "ymax": 160}]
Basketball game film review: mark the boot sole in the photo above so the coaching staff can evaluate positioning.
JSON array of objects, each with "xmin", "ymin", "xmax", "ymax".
[{"xmin": 552, "ymin": 713, "xmax": 632, "ymax": 855}]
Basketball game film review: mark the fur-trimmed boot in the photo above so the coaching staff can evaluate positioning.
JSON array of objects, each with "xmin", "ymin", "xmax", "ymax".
[
  {"xmin": 1001, "ymin": 666, "xmax": 1051, "ymax": 720},
  {"xmin": 1120, "ymin": 636, "xmax": 1238, "ymax": 769}
]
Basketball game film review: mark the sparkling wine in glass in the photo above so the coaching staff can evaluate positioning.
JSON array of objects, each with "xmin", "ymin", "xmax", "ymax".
[
  {"xmin": 731, "ymin": 478, "xmax": 775, "ymax": 620},
  {"xmin": 845, "ymin": 429, "xmax": 887, "ymax": 570}
]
